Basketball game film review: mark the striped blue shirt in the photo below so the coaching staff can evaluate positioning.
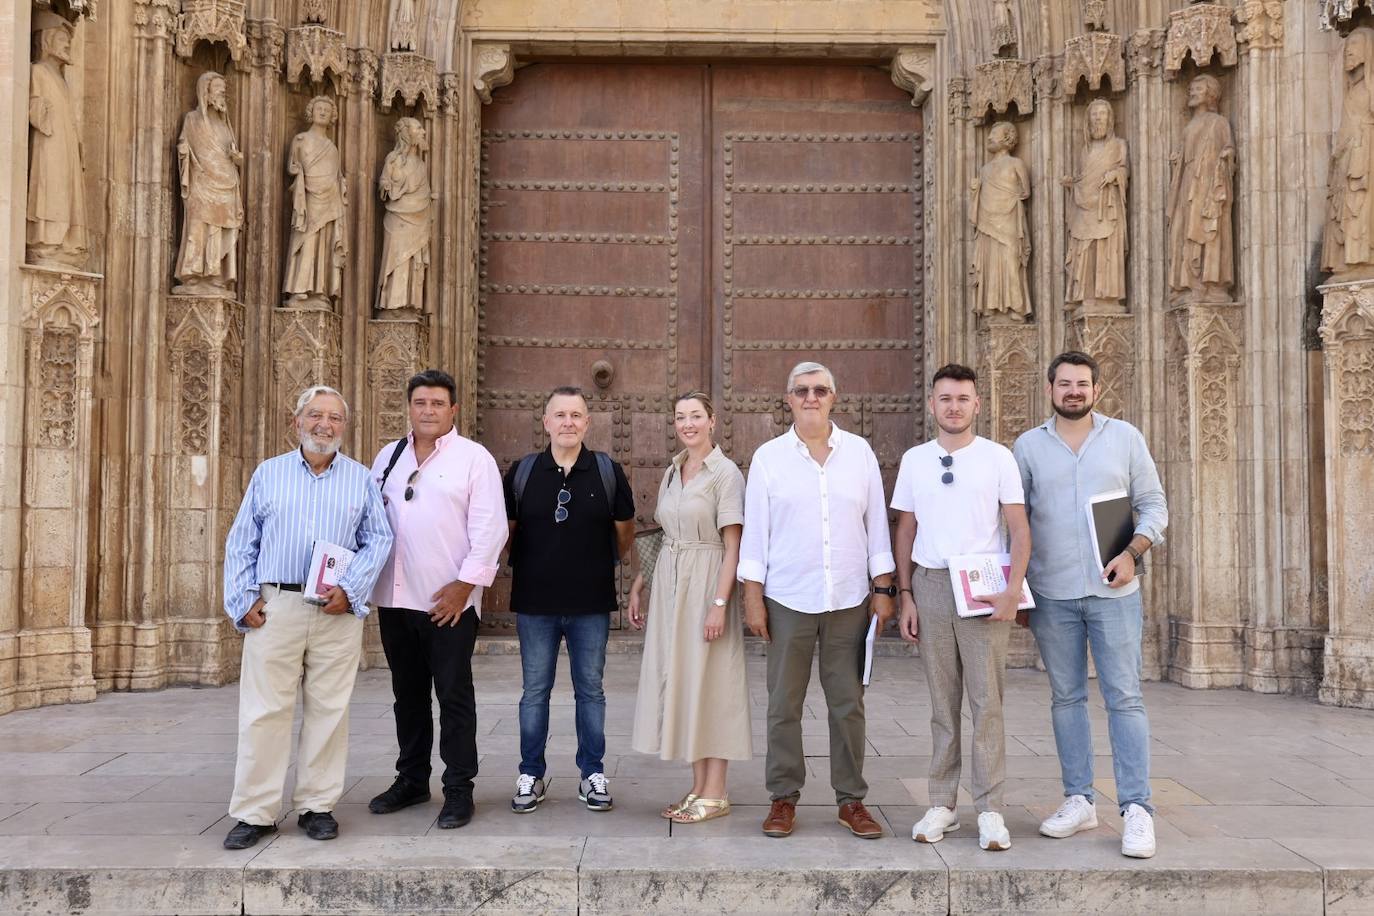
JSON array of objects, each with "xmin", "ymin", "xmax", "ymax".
[{"xmin": 223, "ymin": 448, "xmax": 394, "ymax": 630}]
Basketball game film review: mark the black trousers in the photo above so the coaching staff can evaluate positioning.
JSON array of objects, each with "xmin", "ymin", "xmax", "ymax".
[{"xmin": 377, "ymin": 605, "xmax": 479, "ymax": 795}]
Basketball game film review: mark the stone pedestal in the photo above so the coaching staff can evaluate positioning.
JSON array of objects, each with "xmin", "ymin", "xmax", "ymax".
[
  {"xmin": 1066, "ymin": 306, "xmax": 1135, "ymax": 423},
  {"xmin": 1317, "ymin": 280, "xmax": 1374, "ymax": 708},
  {"xmin": 975, "ymin": 314, "xmax": 1039, "ymax": 448},
  {"xmin": 272, "ymin": 306, "xmax": 342, "ymax": 448},
  {"xmin": 4, "ymin": 266, "xmax": 102, "ymax": 714},
  {"xmin": 1164, "ymin": 299, "xmax": 1245, "ymax": 688}
]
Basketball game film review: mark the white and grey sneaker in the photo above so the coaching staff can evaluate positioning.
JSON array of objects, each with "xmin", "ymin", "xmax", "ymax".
[
  {"xmin": 578, "ymin": 772, "xmax": 613, "ymax": 811},
  {"xmin": 1121, "ymin": 804, "xmax": 1156, "ymax": 858},
  {"xmin": 911, "ymin": 805, "xmax": 960, "ymax": 843},
  {"xmin": 978, "ymin": 811, "xmax": 1011, "ymax": 851},
  {"xmin": 1039, "ymin": 794, "xmax": 1098, "ymax": 838},
  {"xmin": 511, "ymin": 774, "xmax": 546, "ymax": 813}
]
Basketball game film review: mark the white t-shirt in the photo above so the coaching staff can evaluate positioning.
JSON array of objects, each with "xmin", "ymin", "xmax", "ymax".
[{"xmin": 890, "ymin": 435, "xmax": 1025, "ymax": 569}]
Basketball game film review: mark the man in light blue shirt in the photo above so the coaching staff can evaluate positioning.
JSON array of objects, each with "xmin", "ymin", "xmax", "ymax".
[
  {"xmin": 1013, "ymin": 351, "xmax": 1167, "ymax": 860},
  {"xmin": 220, "ymin": 386, "xmax": 392, "ymax": 850}
]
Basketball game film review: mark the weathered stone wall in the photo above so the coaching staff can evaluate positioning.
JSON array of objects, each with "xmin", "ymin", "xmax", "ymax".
[{"xmin": 1, "ymin": 0, "xmax": 1367, "ymax": 712}]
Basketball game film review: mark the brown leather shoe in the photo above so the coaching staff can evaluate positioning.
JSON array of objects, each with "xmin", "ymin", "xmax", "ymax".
[
  {"xmin": 838, "ymin": 801, "xmax": 883, "ymax": 839},
  {"xmin": 762, "ymin": 799, "xmax": 796, "ymax": 837}
]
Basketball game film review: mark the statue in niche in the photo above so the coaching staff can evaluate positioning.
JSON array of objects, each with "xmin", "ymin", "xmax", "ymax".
[
  {"xmin": 1323, "ymin": 27, "xmax": 1374, "ymax": 280},
  {"xmin": 1063, "ymin": 99, "xmax": 1128, "ymax": 311},
  {"xmin": 389, "ymin": 0, "xmax": 418, "ymax": 52},
  {"xmin": 971, "ymin": 121, "xmax": 1032, "ymax": 318},
  {"xmin": 27, "ymin": 11, "xmax": 87, "ymax": 268},
  {"xmin": 377, "ymin": 118, "xmax": 432, "ymax": 313},
  {"xmin": 992, "ymin": 0, "xmax": 1017, "ymax": 56},
  {"xmin": 1167, "ymin": 74, "xmax": 1234, "ymax": 303},
  {"xmin": 174, "ymin": 71, "xmax": 244, "ymax": 295},
  {"xmin": 283, "ymin": 96, "xmax": 347, "ymax": 307}
]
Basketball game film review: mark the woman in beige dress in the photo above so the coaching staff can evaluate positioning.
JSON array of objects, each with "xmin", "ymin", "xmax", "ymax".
[{"xmin": 628, "ymin": 392, "xmax": 751, "ymax": 823}]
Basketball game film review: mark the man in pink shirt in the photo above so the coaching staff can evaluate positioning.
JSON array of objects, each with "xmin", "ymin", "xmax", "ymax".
[{"xmin": 367, "ymin": 370, "xmax": 508, "ymax": 828}]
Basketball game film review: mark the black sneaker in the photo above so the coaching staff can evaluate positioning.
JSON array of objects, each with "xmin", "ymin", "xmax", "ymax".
[
  {"xmin": 369, "ymin": 776, "xmax": 431, "ymax": 814},
  {"xmin": 297, "ymin": 810, "xmax": 339, "ymax": 840},
  {"xmin": 223, "ymin": 820, "xmax": 276, "ymax": 850},
  {"xmin": 437, "ymin": 791, "xmax": 474, "ymax": 829},
  {"xmin": 511, "ymin": 774, "xmax": 546, "ymax": 813}
]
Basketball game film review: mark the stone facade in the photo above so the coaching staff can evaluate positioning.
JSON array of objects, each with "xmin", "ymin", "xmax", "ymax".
[{"xmin": 0, "ymin": 0, "xmax": 1367, "ymax": 711}]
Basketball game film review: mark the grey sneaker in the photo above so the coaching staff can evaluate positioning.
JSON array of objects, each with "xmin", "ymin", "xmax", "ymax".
[
  {"xmin": 578, "ymin": 772, "xmax": 613, "ymax": 811},
  {"xmin": 511, "ymin": 774, "xmax": 545, "ymax": 813}
]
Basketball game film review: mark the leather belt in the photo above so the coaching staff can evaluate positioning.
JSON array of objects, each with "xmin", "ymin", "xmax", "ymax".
[{"xmin": 263, "ymin": 582, "xmax": 303, "ymax": 592}]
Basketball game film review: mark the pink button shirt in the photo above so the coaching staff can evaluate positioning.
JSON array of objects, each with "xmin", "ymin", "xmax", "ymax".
[{"xmin": 369, "ymin": 427, "xmax": 508, "ymax": 617}]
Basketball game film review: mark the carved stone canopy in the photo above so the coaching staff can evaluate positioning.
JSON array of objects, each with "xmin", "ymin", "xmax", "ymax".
[
  {"xmin": 472, "ymin": 43, "xmax": 515, "ymax": 104},
  {"xmin": 285, "ymin": 23, "xmax": 348, "ymax": 94},
  {"xmin": 890, "ymin": 47, "xmax": 935, "ymax": 107},
  {"xmin": 33, "ymin": 0, "xmax": 98, "ymax": 22},
  {"xmin": 1164, "ymin": 3, "xmax": 1238, "ymax": 77},
  {"xmin": 174, "ymin": 0, "xmax": 248, "ymax": 70},
  {"xmin": 1320, "ymin": 279, "xmax": 1374, "ymax": 344},
  {"xmin": 1064, "ymin": 32, "xmax": 1125, "ymax": 95},
  {"xmin": 971, "ymin": 58, "xmax": 1034, "ymax": 122},
  {"xmin": 1083, "ymin": 0, "xmax": 1108, "ymax": 31},
  {"xmin": 380, "ymin": 51, "xmax": 438, "ymax": 114},
  {"xmin": 1321, "ymin": 0, "xmax": 1374, "ymax": 32}
]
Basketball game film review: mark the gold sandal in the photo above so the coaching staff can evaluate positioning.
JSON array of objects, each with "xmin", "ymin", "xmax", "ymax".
[
  {"xmin": 671, "ymin": 796, "xmax": 731, "ymax": 824},
  {"xmin": 660, "ymin": 793, "xmax": 698, "ymax": 819}
]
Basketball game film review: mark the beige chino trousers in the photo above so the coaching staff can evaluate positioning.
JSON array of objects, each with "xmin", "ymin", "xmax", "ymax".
[{"xmin": 229, "ymin": 585, "xmax": 363, "ymax": 826}]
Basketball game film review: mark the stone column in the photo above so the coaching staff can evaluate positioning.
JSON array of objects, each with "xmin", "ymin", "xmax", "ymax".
[
  {"xmin": 1317, "ymin": 280, "xmax": 1374, "ymax": 709},
  {"xmin": 1164, "ymin": 299, "xmax": 1245, "ymax": 688},
  {"xmin": 163, "ymin": 295, "xmax": 244, "ymax": 685},
  {"xmin": 343, "ymin": 47, "xmax": 380, "ymax": 458},
  {"xmin": 12, "ymin": 266, "xmax": 101, "ymax": 711}
]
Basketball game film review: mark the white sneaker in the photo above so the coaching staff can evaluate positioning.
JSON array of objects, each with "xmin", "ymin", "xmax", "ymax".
[
  {"xmin": 978, "ymin": 811, "xmax": 1011, "ymax": 851},
  {"xmin": 1121, "ymin": 804, "xmax": 1156, "ymax": 858},
  {"xmin": 911, "ymin": 805, "xmax": 959, "ymax": 843},
  {"xmin": 1039, "ymin": 794, "xmax": 1098, "ymax": 838}
]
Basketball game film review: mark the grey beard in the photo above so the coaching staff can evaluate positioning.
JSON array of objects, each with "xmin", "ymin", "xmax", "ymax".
[{"xmin": 301, "ymin": 436, "xmax": 341, "ymax": 457}]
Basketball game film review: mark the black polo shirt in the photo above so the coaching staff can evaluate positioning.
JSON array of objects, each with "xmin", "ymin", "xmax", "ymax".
[{"xmin": 504, "ymin": 445, "xmax": 635, "ymax": 615}]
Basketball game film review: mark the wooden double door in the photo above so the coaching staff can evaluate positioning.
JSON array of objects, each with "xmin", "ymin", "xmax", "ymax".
[{"xmin": 476, "ymin": 61, "xmax": 924, "ymax": 627}]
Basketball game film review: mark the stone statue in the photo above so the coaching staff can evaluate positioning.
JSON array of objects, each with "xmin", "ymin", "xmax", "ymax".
[
  {"xmin": 27, "ymin": 12, "xmax": 87, "ymax": 268},
  {"xmin": 283, "ymin": 96, "xmax": 347, "ymax": 307},
  {"xmin": 174, "ymin": 71, "xmax": 244, "ymax": 295},
  {"xmin": 1063, "ymin": 99, "xmax": 1128, "ymax": 311},
  {"xmin": 971, "ymin": 121, "xmax": 1032, "ymax": 318},
  {"xmin": 1168, "ymin": 74, "xmax": 1234, "ymax": 302},
  {"xmin": 1323, "ymin": 27, "xmax": 1374, "ymax": 280},
  {"xmin": 389, "ymin": 0, "xmax": 418, "ymax": 52},
  {"xmin": 992, "ymin": 0, "xmax": 1016, "ymax": 56},
  {"xmin": 377, "ymin": 118, "xmax": 432, "ymax": 313}
]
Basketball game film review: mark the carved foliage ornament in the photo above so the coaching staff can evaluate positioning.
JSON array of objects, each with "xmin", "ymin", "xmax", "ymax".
[
  {"xmin": 473, "ymin": 43, "xmax": 514, "ymax": 105},
  {"xmin": 286, "ymin": 24, "xmax": 347, "ymax": 91},
  {"xmin": 1064, "ymin": 32, "xmax": 1125, "ymax": 95},
  {"xmin": 381, "ymin": 51, "xmax": 438, "ymax": 114},
  {"xmin": 247, "ymin": 19, "xmax": 285, "ymax": 72},
  {"xmin": 175, "ymin": 0, "xmax": 248, "ymax": 69},
  {"xmin": 1126, "ymin": 28, "xmax": 1166, "ymax": 80},
  {"xmin": 1235, "ymin": 1, "xmax": 1284, "ymax": 50},
  {"xmin": 133, "ymin": 0, "xmax": 177, "ymax": 40},
  {"xmin": 1320, "ymin": 284, "xmax": 1374, "ymax": 454},
  {"xmin": 350, "ymin": 48, "xmax": 380, "ymax": 99},
  {"xmin": 891, "ymin": 47, "xmax": 935, "ymax": 107},
  {"xmin": 1170, "ymin": 305, "xmax": 1241, "ymax": 463},
  {"xmin": 1083, "ymin": 0, "xmax": 1108, "ymax": 31},
  {"xmin": 1164, "ymin": 4, "xmax": 1238, "ymax": 78},
  {"xmin": 440, "ymin": 72, "xmax": 461, "ymax": 116},
  {"xmin": 25, "ymin": 272, "xmax": 98, "ymax": 451},
  {"xmin": 167, "ymin": 297, "xmax": 243, "ymax": 456},
  {"xmin": 971, "ymin": 59, "xmax": 1034, "ymax": 121}
]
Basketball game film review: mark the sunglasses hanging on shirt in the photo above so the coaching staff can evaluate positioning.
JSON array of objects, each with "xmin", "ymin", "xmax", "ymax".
[
  {"xmin": 940, "ymin": 454, "xmax": 954, "ymax": 485},
  {"xmin": 554, "ymin": 486, "xmax": 572, "ymax": 523}
]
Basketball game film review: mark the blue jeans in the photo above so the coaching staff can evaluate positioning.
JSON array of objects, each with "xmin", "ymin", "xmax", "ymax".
[
  {"xmin": 516, "ymin": 613, "xmax": 609, "ymax": 780},
  {"xmin": 1029, "ymin": 591, "xmax": 1153, "ymax": 814}
]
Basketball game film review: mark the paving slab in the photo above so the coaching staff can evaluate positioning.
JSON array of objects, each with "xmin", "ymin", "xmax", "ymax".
[
  {"xmin": 1278, "ymin": 838, "xmax": 1374, "ymax": 916},
  {"xmin": 578, "ymin": 836, "xmax": 947, "ymax": 914}
]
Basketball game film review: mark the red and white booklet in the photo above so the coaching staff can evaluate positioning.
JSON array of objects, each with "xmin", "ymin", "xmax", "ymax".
[
  {"xmin": 304, "ymin": 541, "xmax": 356, "ymax": 605},
  {"xmin": 947, "ymin": 553, "xmax": 1034, "ymax": 618}
]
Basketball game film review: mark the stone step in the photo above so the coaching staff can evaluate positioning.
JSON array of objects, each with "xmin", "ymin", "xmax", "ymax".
[{"xmin": 1, "ymin": 834, "xmax": 1360, "ymax": 915}]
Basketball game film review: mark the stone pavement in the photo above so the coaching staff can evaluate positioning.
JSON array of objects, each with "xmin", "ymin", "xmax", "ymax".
[{"xmin": 1, "ymin": 640, "xmax": 1373, "ymax": 915}]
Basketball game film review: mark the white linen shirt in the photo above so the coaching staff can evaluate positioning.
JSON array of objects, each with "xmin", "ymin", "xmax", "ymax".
[{"xmin": 738, "ymin": 423, "xmax": 896, "ymax": 613}]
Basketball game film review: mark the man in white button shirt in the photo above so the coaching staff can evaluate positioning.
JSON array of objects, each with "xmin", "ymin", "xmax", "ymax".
[
  {"xmin": 892, "ymin": 364, "xmax": 1030, "ymax": 852},
  {"xmin": 740, "ymin": 362, "xmax": 897, "ymax": 840}
]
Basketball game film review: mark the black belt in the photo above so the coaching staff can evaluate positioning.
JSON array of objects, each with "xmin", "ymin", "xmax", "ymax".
[{"xmin": 263, "ymin": 582, "xmax": 303, "ymax": 592}]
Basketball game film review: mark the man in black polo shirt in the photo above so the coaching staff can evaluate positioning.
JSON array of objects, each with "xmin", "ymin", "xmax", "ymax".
[{"xmin": 505, "ymin": 386, "xmax": 635, "ymax": 813}]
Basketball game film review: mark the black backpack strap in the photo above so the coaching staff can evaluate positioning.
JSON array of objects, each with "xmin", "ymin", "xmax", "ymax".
[
  {"xmin": 593, "ymin": 450, "xmax": 616, "ymax": 515},
  {"xmin": 377, "ymin": 438, "xmax": 408, "ymax": 494},
  {"xmin": 511, "ymin": 453, "xmax": 538, "ymax": 516}
]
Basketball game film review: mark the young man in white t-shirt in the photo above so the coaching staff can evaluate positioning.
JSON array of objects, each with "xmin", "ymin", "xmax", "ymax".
[{"xmin": 892, "ymin": 364, "xmax": 1030, "ymax": 851}]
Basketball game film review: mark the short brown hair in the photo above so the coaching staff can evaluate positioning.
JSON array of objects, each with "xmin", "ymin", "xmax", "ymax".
[
  {"xmin": 544, "ymin": 385, "xmax": 588, "ymax": 412},
  {"xmin": 1047, "ymin": 351, "xmax": 1101, "ymax": 385}
]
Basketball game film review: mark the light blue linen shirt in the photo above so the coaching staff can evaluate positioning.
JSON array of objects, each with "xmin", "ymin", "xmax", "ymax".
[
  {"xmin": 1012, "ymin": 413, "xmax": 1167, "ymax": 601},
  {"xmin": 222, "ymin": 448, "xmax": 394, "ymax": 631}
]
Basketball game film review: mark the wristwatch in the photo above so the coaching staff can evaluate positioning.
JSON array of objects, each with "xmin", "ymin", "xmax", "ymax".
[
  {"xmin": 872, "ymin": 584, "xmax": 898, "ymax": 597},
  {"xmin": 1125, "ymin": 545, "xmax": 1143, "ymax": 562},
  {"xmin": 711, "ymin": 598, "xmax": 728, "ymax": 608}
]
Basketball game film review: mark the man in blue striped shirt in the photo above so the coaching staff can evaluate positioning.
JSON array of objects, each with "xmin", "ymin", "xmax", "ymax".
[{"xmin": 220, "ymin": 386, "xmax": 393, "ymax": 850}]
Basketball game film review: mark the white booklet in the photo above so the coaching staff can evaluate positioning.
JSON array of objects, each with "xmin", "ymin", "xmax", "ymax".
[
  {"xmin": 948, "ymin": 552, "xmax": 1034, "ymax": 618},
  {"xmin": 861, "ymin": 613, "xmax": 878, "ymax": 686},
  {"xmin": 304, "ymin": 540, "xmax": 356, "ymax": 605}
]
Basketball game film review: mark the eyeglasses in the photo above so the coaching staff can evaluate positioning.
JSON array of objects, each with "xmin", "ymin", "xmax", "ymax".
[
  {"xmin": 404, "ymin": 469, "xmax": 419, "ymax": 501},
  {"xmin": 939, "ymin": 454, "xmax": 954, "ymax": 485},
  {"xmin": 789, "ymin": 385, "xmax": 833, "ymax": 400},
  {"xmin": 554, "ymin": 486, "xmax": 572, "ymax": 523}
]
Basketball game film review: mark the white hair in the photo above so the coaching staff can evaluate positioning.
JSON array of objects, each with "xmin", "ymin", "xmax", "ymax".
[
  {"xmin": 294, "ymin": 385, "xmax": 350, "ymax": 421},
  {"xmin": 786, "ymin": 361, "xmax": 837, "ymax": 395}
]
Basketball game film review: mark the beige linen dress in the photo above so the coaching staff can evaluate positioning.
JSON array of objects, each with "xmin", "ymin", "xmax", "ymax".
[{"xmin": 631, "ymin": 446, "xmax": 753, "ymax": 761}]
